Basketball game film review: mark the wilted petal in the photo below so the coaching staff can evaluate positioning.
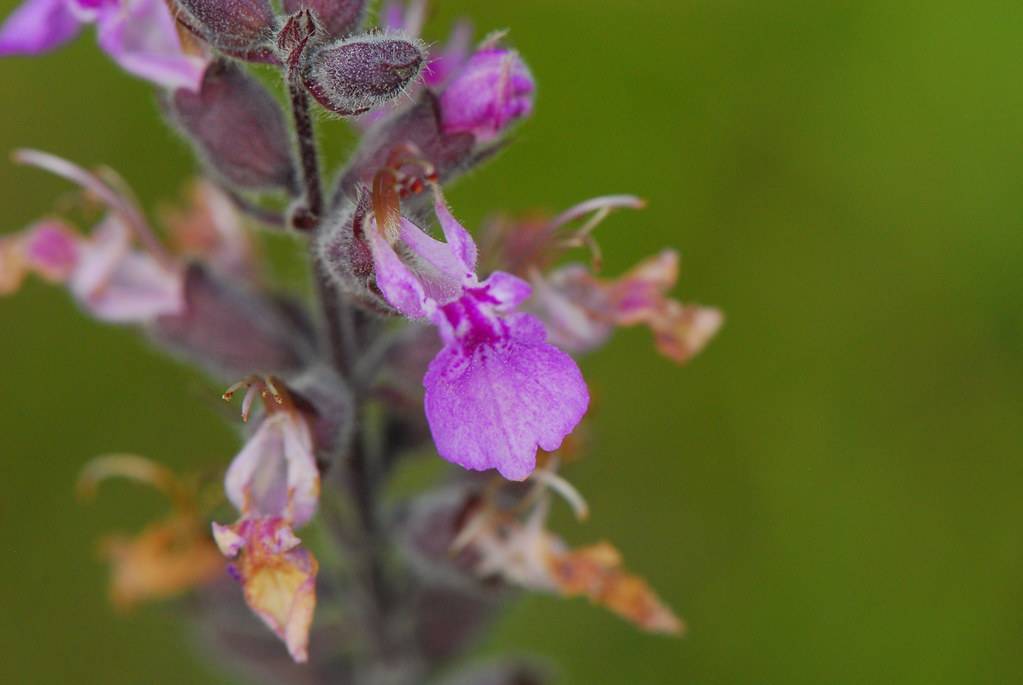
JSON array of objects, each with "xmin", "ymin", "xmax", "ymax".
[
  {"xmin": 0, "ymin": 235, "xmax": 27, "ymax": 295},
  {"xmin": 95, "ymin": 0, "xmax": 207, "ymax": 91},
  {"xmin": 533, "ymin": 250, "xmax": 722, "ymax": 364},
  {"xmin": 0, "ymin": 0, "xmax": 82, "ymax": 56},
  {"xmin": 101, "ymin": 518, "xmax": 224, "ymax": 610},
  {"xmin": 424, "ymin": 313, "xmax": 588, "ymax": 480},
  {"xmin": 530, "ymin": 267, "xmax": 612, "ymax": 354},
  {"xmin": 213, "ymin": 517, "xmax": 318, "ymax": 663},
  {"xmin": 548, "ymin": 542, "xmax": 684, "ymax": 634},
  {"xmin": 648, "ymin": 302, "xmax": 724, "ymax": 365}
]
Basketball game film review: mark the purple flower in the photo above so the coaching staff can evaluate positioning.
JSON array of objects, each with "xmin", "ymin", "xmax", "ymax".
[
  {"xmin": 0, "ymin": 0, "xmax": 207, "ymax": 91},
  {"xmin": 365, "ymin": 187, "xmax": 588, "ymax": 480},
  {"xmin": 439, "ymin": 47, "xmax": 535, "ymax": 141}
]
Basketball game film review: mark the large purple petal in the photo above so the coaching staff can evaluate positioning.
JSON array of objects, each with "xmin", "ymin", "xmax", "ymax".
[
  {"xmin": 0, "ymin": 0, "xmax": 83, "ymax": 55},
  {"xmin": 423, "ymin": 313, "xmax": 589, "ymax": 480}
]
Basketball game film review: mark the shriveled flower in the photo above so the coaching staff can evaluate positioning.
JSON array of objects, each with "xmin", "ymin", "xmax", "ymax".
[
  {"xmin": 78, "ymin": 454, "xmax": 224, "ymax": 610},
  {"xmin": 457, "ymin": 467, "xmax": 683, "ymax": 634},
  {"xmin": 365, "ymin": 180, "xmax": 588, "ymax": 480},
  {"xmin": 212, "ymin": 377, "xmax": 321, "ymax": 662},
  {"xmin": 0, "ymin": 0, "xmax": 208, "ymax": 91},
  {"xmin": 481, "ymin": 194, "xmax": 722, "ymax": 363},
  {"xmin": 212, "ymin": 516, "xmax": 318, "ymax": 663},
  {"xmin": 534, "ymin": 250, "xmax": 723, "ymax": 364}
]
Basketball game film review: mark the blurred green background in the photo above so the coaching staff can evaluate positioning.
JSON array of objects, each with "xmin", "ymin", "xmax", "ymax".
[{"xmin": 2, "ymin": 0, "xmax": 1022, "ymax": 683}]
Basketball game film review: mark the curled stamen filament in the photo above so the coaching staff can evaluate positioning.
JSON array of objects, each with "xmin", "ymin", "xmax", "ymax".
[{"xmin": 530, "ymin": 469, "xmax": 590, "ymax": 521}]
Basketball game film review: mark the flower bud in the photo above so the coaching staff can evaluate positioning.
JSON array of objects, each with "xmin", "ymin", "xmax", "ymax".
[
  {"xmin": 302, "ymin": 34, "xmax": 425, "ymax": 115},
  {"xmin": 440, "ymin": 48, "xmax": 535, "ymax": 141},
  {"xmin": 169, "ymin": 60, "xmax": 297, "ymax": 192},
  {"xmin": 282, "ymin": 0, "xmax": 367, "ymax": 40},
  {"xmin": 173, "ymin": 0, "xmax": 277, "ymax": 61}
]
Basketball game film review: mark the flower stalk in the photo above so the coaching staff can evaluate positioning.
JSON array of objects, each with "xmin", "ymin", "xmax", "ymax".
[{"xmin": 0, "ymin": 1, "xmax": 722, "ymax": 682}]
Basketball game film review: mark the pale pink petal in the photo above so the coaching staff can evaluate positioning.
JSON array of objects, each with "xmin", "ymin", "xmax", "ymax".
[
  {"xmin": 95, "ymin": 0, "xmax": 206, "ymax": 91},
  {"xmin": 224, "ymin": 415, "xmax": 289, "ymax": 517},
  {"xmin": 281, "ymin": 414, "xmax": 319, "ymax": 527},
  {"xmin": 224, "ymin": 412, "xmax": 319, "ymax": 527}
]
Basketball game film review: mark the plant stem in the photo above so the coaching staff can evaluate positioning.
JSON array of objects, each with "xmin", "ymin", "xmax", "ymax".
[{"xmin": 288, "ymin": 82, "xmax": 324, "ymax": 227}]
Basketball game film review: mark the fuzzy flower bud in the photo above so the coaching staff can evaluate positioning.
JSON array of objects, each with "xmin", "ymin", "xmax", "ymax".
[
  {"xmin": 170, "ymin": 60, "xmax": 297, "ymax": 192},
  {"xmin": 173, "ymin": 0, "xmax": 276, "ymax": 60},
  {"xmin": 282, "ymin": 0, "xmax": 367, "ymax": 40},
  {"xmin": 440, "ymin": 48, "xmax": 535, "ymax": 141},
  {"xmin": 302, "ymin": 34, "xmax": 425, "ymax": 115}
]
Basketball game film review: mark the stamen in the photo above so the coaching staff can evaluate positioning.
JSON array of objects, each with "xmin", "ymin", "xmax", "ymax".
[
  {"xmin": 531, "ymin": 469, "xmax": 590, "ymax": 521},
  {"xmin": 222, "ymin": 374, "xmax": 290, "ymax": 420},
  {"xmin": 240, "ymin": 384, "xmax": 259, "ymax": 422},
  {"xmin": 548, "ymin": 195, "xmax": 646, "ymax": 233}
]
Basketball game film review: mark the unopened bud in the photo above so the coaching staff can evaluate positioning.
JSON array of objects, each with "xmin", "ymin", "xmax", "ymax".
[
  {"xmin": 174, "ymin": 0, "xmax": 277, "ymax": 61},
  {"xmin": 302, "ymin": 34, "xmax": 425, "ymax": 115},
  {"xmin": 170, "ymin": 60, "xmax": 297, "ymax": 192},
  {"xmin": 440, "ymin": 48, "xmax": 535, "ymax": 141},
  {"xmin": 282, "ymin": 0, "xmax": 367, "ymax": 40}
]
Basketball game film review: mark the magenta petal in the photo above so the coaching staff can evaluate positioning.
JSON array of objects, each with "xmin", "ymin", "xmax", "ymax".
[
  {"xmin": 423, "ymin": 313, "xmax": 589, "ymax": 480},
  {"xmin": 432, "ymin": 192, "xmax": 477, "ymax": 272},
  {"xmin": 0, "ymin": 0, "xmax": 82, "ymax": 55},
  {"xmin": 480, "ymin": 271, "xmax": 531, "ymax": 310},
  {"xmin": 95, "ymin": 0, "xmax": 206, "ymax": 91},
  {"xmin": 366, "ymin": 217, "xmax": 428, "ymax": 318}
]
